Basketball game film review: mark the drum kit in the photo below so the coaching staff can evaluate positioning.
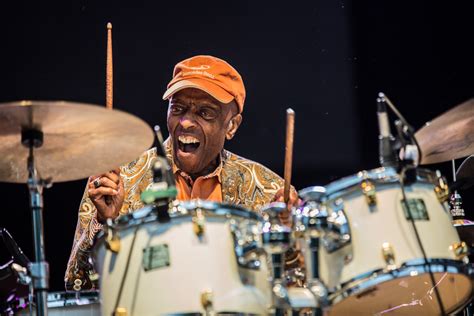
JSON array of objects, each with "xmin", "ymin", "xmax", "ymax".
[{"xmin": 0, "ymin": 96, "xmax": 473, "ymax": 316}]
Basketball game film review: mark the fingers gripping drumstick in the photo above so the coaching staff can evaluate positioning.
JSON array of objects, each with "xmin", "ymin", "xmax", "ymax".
[{"xmin": 284, "ymin": 108, "xmax": 295, "ymax": 204}]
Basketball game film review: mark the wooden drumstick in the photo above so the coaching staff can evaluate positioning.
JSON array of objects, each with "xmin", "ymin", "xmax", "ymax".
[
  {"xmin": 106, "ymin": 22, "xmax": 113, "ymax": 109},
  {"xmin": 284, "ymin": 108, "xmax": 295, "ymax": 204}
]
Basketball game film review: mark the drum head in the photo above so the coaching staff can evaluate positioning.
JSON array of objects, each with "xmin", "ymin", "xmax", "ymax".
[{"xmin": 328, "ymin": 272, "xmax": 472, "ymax": 315}]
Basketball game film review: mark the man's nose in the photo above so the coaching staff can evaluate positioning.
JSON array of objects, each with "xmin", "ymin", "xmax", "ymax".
[{"xmin": 179, "ymin": 115, "xmax": 196, "ymax": 129}]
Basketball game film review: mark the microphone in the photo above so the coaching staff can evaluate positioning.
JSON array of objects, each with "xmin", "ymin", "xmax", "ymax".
[
  {"xmin": 140, "ymin": 125, "xmax": 177, "ymax": 221},
  {"xmin": 0, "ymin": 228, "xmax": 30, "ymax": 268},
  {"xmin": 377, "ymin": 98, "xmax": 398, "ymax": 168}
]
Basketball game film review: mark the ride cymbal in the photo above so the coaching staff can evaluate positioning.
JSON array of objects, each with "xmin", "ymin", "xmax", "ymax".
[
  {"xmin": 415, "ymin": 99, "xmax": 474, "ymax": 164},
  {"xmin": 0, "ymin": 100, "xmax": 154, "ymax": 183}
]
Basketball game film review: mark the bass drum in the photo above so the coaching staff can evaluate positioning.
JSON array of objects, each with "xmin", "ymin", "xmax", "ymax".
[
  {"xmin": 298, "ymin": 167, "xmax": 474, "ymax": 316},
  {"xmin": 15, "ymin": 291, "xmax": 99, "ymax": 316},
  {"xmin": 93, "ymin": 200, "xmax": 272, "ymax": 315}
]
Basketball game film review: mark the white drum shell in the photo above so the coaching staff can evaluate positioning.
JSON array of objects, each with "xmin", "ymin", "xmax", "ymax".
[
  {"xmin": 299, "ymin": 168, "xmax": 473, "ymax": 315},
  {"xmin": 94, "ymin": 209, "xmax": 271, "ymax": 315},
  {"xmin": 317, "ymin": 181, "xmax": 459, "ymax": 289}
]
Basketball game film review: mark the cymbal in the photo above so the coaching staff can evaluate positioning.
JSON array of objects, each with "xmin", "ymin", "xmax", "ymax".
[
  {"xmin": 0, "ymin": 101, "xmax": 154, "ymax": 183},
  {"xmin": 457, "ymin": 155, "xmax": 474, "ymax": 182},
  {"xmin": 415, "ymin": 98, "xmax": 474, "ymax": 164}
]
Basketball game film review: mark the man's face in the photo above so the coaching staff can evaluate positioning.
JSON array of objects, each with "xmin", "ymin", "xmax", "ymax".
[{"xmin": 167, "ymin": 88, "xmax": 240, "ymax": 177}]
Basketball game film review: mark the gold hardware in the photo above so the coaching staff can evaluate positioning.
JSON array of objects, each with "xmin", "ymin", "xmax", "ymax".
[
  {"xmin": 114, "ymin": 307, "xmax": 128, "ymax": 316},
  {"xmin": 106, "ymin": 229, "xmax": 121, "ymax": 253},
  {"xmin": 382, "ymin": 242, "xmax": 397, "ymax": 271},
  {"xmin": 361, "ymin": 180, "xmax": 377, "ymax": 206},
  {"xmin": 201, "ymin": 290, "xmax": 213, "ymax": 311},
  {"xmin": 193, "ymin": 208, "xmax": 206, "ymax": 237},
  {"xmin": 434, "ymin": 175, "xmax": 449, "ymax": 203},
  {"xmin": 450, "ymin": 241, "xmax": 468, "ymax": 260}
]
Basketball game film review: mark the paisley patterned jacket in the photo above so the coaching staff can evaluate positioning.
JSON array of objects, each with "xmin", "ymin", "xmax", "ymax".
[{"xmin": 64, "ymin": 141, "xmax": 286, "ymax": 290}]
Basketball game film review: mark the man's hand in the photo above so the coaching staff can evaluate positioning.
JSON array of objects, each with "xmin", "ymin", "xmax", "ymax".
[
  {"xmin": 272, "ymin": 187, "xmax": 301, "ymax": 226},
  {"xmin": 87, "ymin": 169, "xmax": 124, "ymax": 223}
]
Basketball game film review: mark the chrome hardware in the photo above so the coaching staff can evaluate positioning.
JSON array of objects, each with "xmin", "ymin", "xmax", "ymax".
[
  {"xmin": 261, "ymin": 202, "xmax": 292, "ymax": 254},
  {"xmin": 361, "ymin": 180, "xmax": 377, "ymax": 207},
  {"xmin": 272, "ymin": 280, "xmax": 291, "ymax": 308},
  {"xmin": 294, "ymin": 201, "xmax": 328, "ymax": 238},
  {"xmin": 307, "ymin": 279, "xmax": 329, "ymax": 308},
  {"xmin": 449, "ymin": 191, "xmax": 465, "ymax": 217},
  {"xmin": 229, "ymin": 218, "xmax": 263, "ymax": 270},
  {"xmin": 192, "ymin": 208, "xmax": 206, "ymax": 237},
  {"xmin": 295, "ymin": 196, "xmax": 351, "ymax": 253},
  {"xmin": 450, "ymin": 241, "xmax": 469, "ymax": 260},
  {"xmin": 381, "ymin": 242, "xmax": 397, "ymax": 271},
  {"xmin": 434, "ymin": 172, "xmax": 449, "ymax": 203},
  {"xmin": 322, "ymin": 200, "xmax": 351, "ymax": 253},
  {"xmin": 105, "ymin": 219, "xmax": 120, "ymax": 253},
  {"xmin": 11, "ymin": 263, "xmax": 31, "ymax": 286}
]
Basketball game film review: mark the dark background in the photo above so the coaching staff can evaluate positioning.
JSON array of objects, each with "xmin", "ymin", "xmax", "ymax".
[{"xmin": 0, "ymin": 1, "xmax": 473, "ymax": 291}]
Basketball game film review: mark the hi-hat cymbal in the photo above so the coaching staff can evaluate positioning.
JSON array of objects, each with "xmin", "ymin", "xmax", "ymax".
[
  {"xmin": 0, "ymin": 100, "xmax": 154, "ymax": 183},
  {"xmin": 415, "ymin": 99, "xmax": 474, "ymax": 165}
]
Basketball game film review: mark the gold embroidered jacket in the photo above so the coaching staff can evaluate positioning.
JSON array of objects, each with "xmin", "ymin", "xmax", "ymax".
[{"xmin": 65, "ymin": 142, "xmax": 286, "ymax": 290}]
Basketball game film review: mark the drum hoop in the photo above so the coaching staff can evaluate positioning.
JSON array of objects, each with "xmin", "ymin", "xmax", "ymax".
[
  {"xmin": 305, "ymin": 167, "xmax": 440, "ymax": 202},
  {"xmin": 329, "ymin": 258, "xmax": 474, "ymax": 312},
  {"xmin": 108, "ymin": 200, "xmax": 262, "ymax": 231},
  {"xmin": 47, "ymin": 291, "xmax": 100, "ymax": 306}
]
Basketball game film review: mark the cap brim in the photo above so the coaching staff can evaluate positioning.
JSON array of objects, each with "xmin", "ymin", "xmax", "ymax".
[{"xmin": 162, "ymin": 79, "xmax": 234, "ymax": 104}]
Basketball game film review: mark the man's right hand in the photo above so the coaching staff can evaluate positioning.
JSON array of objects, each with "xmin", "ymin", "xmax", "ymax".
[{"xmin": 87, "ymin": 168, "xmax": 124, "ymax": 223}]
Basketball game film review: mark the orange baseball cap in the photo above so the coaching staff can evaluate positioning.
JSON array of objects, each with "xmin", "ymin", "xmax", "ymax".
[{"xmin": 162, "ymin": 55, "xmax": 246, "ymax": 113}]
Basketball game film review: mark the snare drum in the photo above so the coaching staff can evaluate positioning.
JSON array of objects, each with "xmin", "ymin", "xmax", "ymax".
[
  {"xmin": 15, "ymin": 291, "xmax": 99, "ymax": 316},
  {"xmin": 297, "ymin": 167, "xmax": 474, "ymax": 315},
  {"xmin": 93, "ymin": 200, "xmax": 271, "ymax": 315}
]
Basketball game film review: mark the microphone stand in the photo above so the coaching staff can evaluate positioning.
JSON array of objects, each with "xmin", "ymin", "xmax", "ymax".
[{"xmin": 378, "ymin": 93, "xmax": 447, "ymax": 316}]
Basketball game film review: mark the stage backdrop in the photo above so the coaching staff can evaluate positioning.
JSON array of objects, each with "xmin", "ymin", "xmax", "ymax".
[{"xmin": 0, "ymin": 0, "xmax": 472, "ymax": 290}]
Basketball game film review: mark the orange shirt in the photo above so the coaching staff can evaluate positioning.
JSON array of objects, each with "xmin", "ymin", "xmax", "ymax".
[{"xmin": 172, "ymin": 159, "xmax": 223, "ymax": 202}]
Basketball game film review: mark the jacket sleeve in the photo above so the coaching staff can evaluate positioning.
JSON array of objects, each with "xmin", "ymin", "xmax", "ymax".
[
  {"xmin": 64, "ymin": 148, "xmax": 157, "ymax": 291},
  {"xmin": 64, "ymin": 185, "xmax": 103, "ymax": 291}
]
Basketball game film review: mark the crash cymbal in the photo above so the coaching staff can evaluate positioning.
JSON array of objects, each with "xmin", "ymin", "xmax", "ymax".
[
  {"xmin": 0, "ymin": 100, "xmax": 154, "ymax": 183},
  {"xmin": 415, "ymin": 99, "xmax": 474, "ymax": 164}
]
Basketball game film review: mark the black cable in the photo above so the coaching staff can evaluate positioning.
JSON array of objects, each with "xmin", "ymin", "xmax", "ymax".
[
  {"xmin": 113, "ymin": 225, "xmax": 140, "ymax": 315},
  {"xmin": 380, "ymin": 92, "xmax": 446, "ymax": 315},
  {"xmin": 399, "ymin": 167, "xmax": 446, "ymax": 316}
]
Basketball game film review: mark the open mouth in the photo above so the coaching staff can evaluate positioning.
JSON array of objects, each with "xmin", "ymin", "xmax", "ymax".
[{"xmin": 177, "ymin": 135, "xmax": 200, "ymax": 153}]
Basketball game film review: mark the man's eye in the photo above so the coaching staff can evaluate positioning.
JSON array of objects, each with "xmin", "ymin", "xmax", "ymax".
[
  {"xmin": 200, "ymin": 110, "xmax": 215, "ymax": 119},
  {"xmin": 171, "ymin": 105, "xmax": 184, "ymax": 113}
]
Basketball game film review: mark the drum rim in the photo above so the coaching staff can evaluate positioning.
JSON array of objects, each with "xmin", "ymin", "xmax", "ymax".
[
  {"xmin": 300, "ymin": 167, "xmax": 441, "ymax": 202},
  {"xmin": 328, "ymin": 258, "xmax": 474, "ymax": 313},
  {"xmin": 108, "ymin": 200, "xmax": 262, "ymax": 230}
]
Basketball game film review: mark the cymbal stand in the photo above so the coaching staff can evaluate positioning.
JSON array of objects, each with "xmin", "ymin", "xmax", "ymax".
[
  {"xmin": 22, "ymin": 128, "xmax": 51, "ymax": 316},
  {"xmin": 450, "ymin": 160, "xmax": 465, "ymax": 220}
]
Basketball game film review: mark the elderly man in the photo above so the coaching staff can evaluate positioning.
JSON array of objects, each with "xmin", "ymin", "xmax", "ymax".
[{"xmin": 65, "ymin": 55, "xmax": 298, "ymax": 290}]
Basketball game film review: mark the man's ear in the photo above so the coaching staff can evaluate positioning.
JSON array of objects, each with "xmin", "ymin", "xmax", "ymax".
[{"xmin": 226, "ymin": 114, "xmax": 242, "ymax": 140}]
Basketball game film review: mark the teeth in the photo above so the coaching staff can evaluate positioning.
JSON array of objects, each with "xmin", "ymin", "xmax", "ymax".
[{"xmin": 178, "ymin": 135, "xmax": 200, "ymax": 144}]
